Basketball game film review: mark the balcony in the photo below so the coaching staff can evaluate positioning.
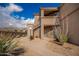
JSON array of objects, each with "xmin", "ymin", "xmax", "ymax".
[{"xmin": 41, "ymin": 16, "xmax": 60, "ymax": 26}]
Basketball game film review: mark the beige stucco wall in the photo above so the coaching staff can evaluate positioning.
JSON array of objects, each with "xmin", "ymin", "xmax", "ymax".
[
  {"xmin": 34, "ymin": 27, "xmax": 40, "ymax": 38},
  {"xmin": 41, "ymin": 16, "xmax": 57, "ymax": 39},
  {"xmin": 68, "ymin": 9, "xmax": 79, "ymax": 45},
  {"xmin": 60, "ymin": 4, "xmax": 79, "ymax": 19},
  {"xmin": 33, "ymin": 15, "xmax": 41, "ymax": 38},
  {"xmin": 34, "ymin": 15, "xmax": 40, "ymax": 26},
  {"xmin": 44, "ymin": 26, "xmax": 54, "ymax": 38},
  {"xmin": 42, "ymin": 16, "xmax": 57, "ymax": 26},
  {"xmin": 60, "ymin": 3, "xmax": 79, "ymax": 45}
]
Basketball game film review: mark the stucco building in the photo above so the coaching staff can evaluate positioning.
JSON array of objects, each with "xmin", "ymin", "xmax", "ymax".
[
  {"xmin": 33, "ymin": 7, "xmax": 59, "ymax": 39},
  {"xmin": 58, "ymin": 3, "xmax": 79, "ymax": 45},
  {"xmin": 33, "ymin": 3, "xmax": 79, "ymax": 46}
]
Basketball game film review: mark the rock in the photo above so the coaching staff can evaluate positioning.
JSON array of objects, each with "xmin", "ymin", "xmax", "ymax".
[{"xmin": 10, "ymin": 48, "xmax": 25, "ymax": 56}]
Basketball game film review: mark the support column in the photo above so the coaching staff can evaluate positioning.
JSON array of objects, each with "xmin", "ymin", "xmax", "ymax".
[{"xmin": 40, "ymin": 8, "xmax": 44, "ymax": 39}]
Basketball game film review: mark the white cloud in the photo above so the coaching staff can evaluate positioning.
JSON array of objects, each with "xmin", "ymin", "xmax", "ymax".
[
  {"xmin": 6, "ymin": 3, "xmax": 23, "ymax": 12},
  {"xmin": 26, "ymin": 18, "xmax": 34, "ymax": 24},
  {"xmin": 0, "ymin": 4, "xmax": 34, "ymax": 29}
]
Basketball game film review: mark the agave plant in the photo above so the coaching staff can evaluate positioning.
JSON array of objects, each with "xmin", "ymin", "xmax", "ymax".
[
  {"xmin": 0, "ymin": 32, "xmax": 18, "ymax": 55},
  {"xmin": 59, "ymin": 33, "xmax": 68, "ymax": 45}
]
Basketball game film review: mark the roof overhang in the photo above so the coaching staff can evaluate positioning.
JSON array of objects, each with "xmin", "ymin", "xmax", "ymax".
[{"xmin": 40, "ymin": 7, "xmax": 59, "ymax": 16}]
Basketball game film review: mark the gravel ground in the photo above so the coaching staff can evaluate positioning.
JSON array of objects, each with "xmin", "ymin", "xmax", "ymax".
[{"xmin": 15, "ymin": 37, "xmax": 79, "ymax": 56}]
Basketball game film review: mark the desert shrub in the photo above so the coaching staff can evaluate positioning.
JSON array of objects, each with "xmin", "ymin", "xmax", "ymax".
[
  {"xmin": 0, "ymin": 33, "xmax": 18, "ymax": 55},
  {"xmin": 59, "ymin": 33, "xmax": 68, "ymax": 44}
]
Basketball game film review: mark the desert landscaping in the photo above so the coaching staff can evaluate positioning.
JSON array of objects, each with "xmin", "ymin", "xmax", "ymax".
[{"xmin": 0, "ymin": 3, "xmax": 79, "ymax": 56}]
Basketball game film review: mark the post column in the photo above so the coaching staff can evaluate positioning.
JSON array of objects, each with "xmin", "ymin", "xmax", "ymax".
[{"xmin": 40, "ymin": 8, "xmax": 44, "ymax": 39}]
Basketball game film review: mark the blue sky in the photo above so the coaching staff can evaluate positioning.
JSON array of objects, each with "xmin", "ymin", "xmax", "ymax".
[
  {"xmin": 14, "ymin": 3, "xmax": 60, "ymax": 18},
  {"xmin": 0, "ymin": 3, "xmax": 60, "ymax": 29},
  {"xmin": 0, "ymin": 3, "xmax": 60, "ymax": 18}
]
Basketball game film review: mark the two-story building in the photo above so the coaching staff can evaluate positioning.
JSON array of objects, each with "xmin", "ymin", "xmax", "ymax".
[{"xmin": 33, "ymin": 7, "xmax": 59, "ymax": 39}]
